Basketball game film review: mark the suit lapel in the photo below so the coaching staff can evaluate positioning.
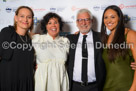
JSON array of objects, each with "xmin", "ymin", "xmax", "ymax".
[
  {"xmin": 92, "ymin": 31, "xmax": 100, "ymax": 80},
  {"xmin": 93, "ymin": 31, "xmax": 98, "ymax": 62},
  {"xmin": 70, "ymin": 33, "xmax": 80, "ymax": 69}
]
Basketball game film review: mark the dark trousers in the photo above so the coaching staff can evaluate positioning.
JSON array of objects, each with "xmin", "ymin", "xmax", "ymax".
[{"xmin": 71, "ymin": 81, "xmax": 98, "ymax": 91}]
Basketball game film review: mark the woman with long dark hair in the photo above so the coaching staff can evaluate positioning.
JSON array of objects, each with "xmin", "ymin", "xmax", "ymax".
[{"xmin": 101, "ymin": 5, "xmax": 136, "ymax": 91}]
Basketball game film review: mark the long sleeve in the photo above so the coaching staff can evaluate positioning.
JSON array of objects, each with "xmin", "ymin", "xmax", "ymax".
[{"xmin": 0, "ymin": 26, "xmax": 17, "ymax": 61}]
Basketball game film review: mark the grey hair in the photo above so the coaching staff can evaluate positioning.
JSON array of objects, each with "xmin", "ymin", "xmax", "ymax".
[{"xmin": 76, "ymin": 9, "xmax": 93, "ymax": 19}]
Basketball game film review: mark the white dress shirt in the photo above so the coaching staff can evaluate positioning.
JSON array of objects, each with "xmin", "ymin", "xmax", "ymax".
[{"xmin": 73, "ymin": 30, "xmax": 96, "ymax": 82}]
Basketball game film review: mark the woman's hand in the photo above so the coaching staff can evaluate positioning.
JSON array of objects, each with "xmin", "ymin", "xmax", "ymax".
[
  {"xmin": 74, "ymin": 31, "xmax": 79, "ymax": 35},
  {"xmin": 35, "ymin": 64, "xmax": 38, "ymax": 70}
]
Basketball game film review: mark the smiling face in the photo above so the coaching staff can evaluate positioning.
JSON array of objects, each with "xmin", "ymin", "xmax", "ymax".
[
  {"xmin": 46, "ymin": 18, "xmax": 60, "ymax": 39},
  {"xmin": 104, "ymin": 9, "xmax": 119, "ymax": 32},
  {"xmin": 15, "ymin": 8, "xmax": 33, "ymax": 31},
  {"xmin": 76, "ymin": 12, "xmax": 92, "ymax": 34}
]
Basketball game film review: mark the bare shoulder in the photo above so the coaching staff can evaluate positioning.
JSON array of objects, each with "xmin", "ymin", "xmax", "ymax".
[{"xmin": 126, "ymin": 28, "xmax": 136, "ymax": 43}]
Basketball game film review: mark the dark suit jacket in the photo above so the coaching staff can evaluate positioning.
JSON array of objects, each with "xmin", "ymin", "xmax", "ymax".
[{"xmin": 66, "ymin": 30, "xmax": 106, "ymax": 91}]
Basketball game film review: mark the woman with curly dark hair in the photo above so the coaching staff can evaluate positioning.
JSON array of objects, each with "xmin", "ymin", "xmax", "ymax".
[
  {"xmin": 32, "ymin": 12, "xmax": 69, "ymax": 91},
  {"xmin": 101, "ymin": 5, "xmax": 136, "ymax": 91}
]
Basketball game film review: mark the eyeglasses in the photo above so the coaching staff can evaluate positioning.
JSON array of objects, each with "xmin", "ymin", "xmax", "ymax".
[{"xmin": 77, "ymin": 18, "xmax": 91, "ymax": 22}]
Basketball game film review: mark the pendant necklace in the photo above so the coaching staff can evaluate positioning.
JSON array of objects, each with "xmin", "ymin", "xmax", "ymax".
[{"xmin": 19, "ymin": 35, "xmax": 27, "ymax": 43}]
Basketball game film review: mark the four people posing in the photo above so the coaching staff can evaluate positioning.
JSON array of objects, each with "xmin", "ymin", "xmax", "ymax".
[{"xmin": 0, "ymin": 5, "xmax": 136, "ymax": 91}]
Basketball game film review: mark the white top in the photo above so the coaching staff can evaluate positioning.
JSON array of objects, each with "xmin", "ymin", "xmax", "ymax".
[
  {"xmin": 73, "ymin": 30, "xmax": 96, "ymax": 82},
  {"xmin": 32, "ymin": 33, "xmax": 69, "ymax": 91}
]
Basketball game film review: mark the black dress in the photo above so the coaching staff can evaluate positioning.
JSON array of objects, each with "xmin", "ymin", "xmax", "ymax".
[{"xmin": 0, "ymin": 26, "xmax": 34, "ymax": 91}]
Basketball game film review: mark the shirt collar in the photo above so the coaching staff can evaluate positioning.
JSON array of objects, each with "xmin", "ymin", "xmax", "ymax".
[
  {"xmin": 47, "ymin": 33, "xmax": 60, "ymax": 41},
  {"xmin": 79, "ymin": 29, "xmax": 92, "ymax": 38}
]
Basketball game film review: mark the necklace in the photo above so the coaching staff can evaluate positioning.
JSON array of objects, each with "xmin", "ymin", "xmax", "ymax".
[{"xmin": 19, "ymin": 35, "xmax": 27, "ymax": 43}]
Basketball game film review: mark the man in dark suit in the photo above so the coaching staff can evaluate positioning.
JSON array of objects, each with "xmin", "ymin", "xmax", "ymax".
[{"xmin": 66, "ymin": 9, "xmax": 106, "ymax": 91}]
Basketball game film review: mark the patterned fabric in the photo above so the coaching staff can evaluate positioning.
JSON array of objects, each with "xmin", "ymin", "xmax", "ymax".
[{"xmin": 32, "ymin": 33, "xmax": 69, "ymax": 91}]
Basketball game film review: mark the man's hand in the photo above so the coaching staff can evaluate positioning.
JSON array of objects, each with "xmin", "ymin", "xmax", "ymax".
[{"xmin": 130, "ymin": 62, "xmax": 136, "ymax": 70}]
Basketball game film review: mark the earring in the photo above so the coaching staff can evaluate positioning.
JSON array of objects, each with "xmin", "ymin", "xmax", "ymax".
[{"xmin": 106, "ymin": 27, "xmax": 111, "ymax": 35}]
